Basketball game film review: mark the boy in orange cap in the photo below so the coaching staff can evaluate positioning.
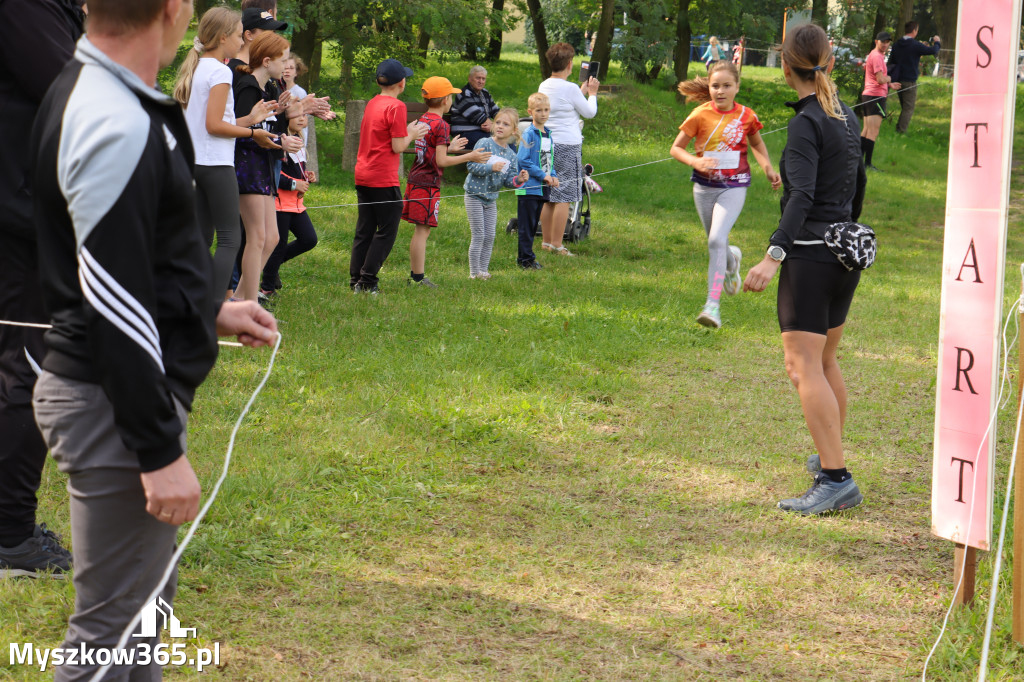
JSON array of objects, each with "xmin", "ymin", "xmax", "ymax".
[{"xmin": 403, "ymin": 76, "xmax": 491, "ymax": 287}]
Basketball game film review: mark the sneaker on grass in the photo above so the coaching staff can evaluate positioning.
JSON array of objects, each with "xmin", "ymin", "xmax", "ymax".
[
  {"xmin": 0, "ymin": 524, "xmax": 72, "ymax": 579},
  {"xmin": 723, "ymin": 245, "xmax": 742, "ymax": 296},
  {"xmin": 778, "ymin": 473, "xmax": 863, "ymax": 516},
  {"xmin": 696, "ymin": 303, "xmax": 721, "ymax": 328}
]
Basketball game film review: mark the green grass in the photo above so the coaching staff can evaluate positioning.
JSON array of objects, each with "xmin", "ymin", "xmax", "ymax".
[{"xmin": 3, "ymin": 55, "xmax": 1024, "ymax": 680}]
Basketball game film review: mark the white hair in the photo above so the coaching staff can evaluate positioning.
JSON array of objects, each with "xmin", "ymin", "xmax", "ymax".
[{"xmin": 469, "ymin": 65, "xmax": 487, "ymax": 78}]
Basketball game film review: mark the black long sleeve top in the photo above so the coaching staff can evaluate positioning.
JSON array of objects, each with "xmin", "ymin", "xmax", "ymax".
[{"xmin": 770, "ymin": 94, "xmax": 866, "ymax": 262}]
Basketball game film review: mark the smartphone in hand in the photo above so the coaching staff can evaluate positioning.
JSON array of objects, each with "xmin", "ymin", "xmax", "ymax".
[{"xmin": 580, "ymin": 60, "xmax": 601, "ymax": 82}]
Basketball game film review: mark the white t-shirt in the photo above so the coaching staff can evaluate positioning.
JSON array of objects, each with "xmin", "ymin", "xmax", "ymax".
[
  {"xmin": 537, "ymin": 77, "xmax": 598, "ymax": 146},
  {"xmin": 184, "ymin": 58, "xmax": 235, "ymax": 167}
]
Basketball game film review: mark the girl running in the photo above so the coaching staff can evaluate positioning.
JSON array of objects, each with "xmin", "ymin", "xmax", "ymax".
[{"xmin": 670, "ymin": 60, "xmax": 782, "ymax": 328}]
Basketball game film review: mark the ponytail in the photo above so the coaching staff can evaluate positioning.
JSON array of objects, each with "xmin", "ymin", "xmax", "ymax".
[
  {"xmin": 172, "ymin": 7, "xmax": 242, "ymax": 107},
  {"xmin": 812, "ymin": 69, "xmax": 843, "ymax": 120},
  {"xmin": 781, "ymin": 23, "xmax": 845, "ymax": 120},
  {"xmin": 677, "ymin": 76, "xmax": 711, "ymax": 103},
  {"xmin": 172, "ymin": 46, "xmax": 201, "ymax": 106}
]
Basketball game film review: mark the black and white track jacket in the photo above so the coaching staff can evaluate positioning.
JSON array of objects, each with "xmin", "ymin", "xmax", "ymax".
[{"xmin": 31, "ymin": 37, "xmax": 219, "ymax": 472}]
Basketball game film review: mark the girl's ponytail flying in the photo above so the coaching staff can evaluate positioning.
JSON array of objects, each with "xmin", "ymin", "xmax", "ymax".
[
  {"xmin": 781, "ymin": 23, "xmax": 844, "ymax": 120},
  {"xmin": 677, "ymin": 61, "xmax": 740, "ymax": 103},
  {"xmin": 173, "ymin": 7, "xmax": 241, "ymax": 106}
]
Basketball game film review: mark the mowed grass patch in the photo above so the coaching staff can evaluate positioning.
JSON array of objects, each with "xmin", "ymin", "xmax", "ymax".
[{"xmin": 3, "ymin": 60, "xmax": 1023, "ymax": 681}]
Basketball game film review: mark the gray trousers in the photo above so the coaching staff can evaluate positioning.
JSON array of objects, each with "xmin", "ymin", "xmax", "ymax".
[
  {"xmin": 895, "ymin": 81, "xmax": 917, "ymax": 133},
  {"xmin": 465, "ymin": 195, "xmax": 497, "ymax": 276},
  {"xmin": 194, "ymin": 164, "xmax": 241, "ymax": 297},
  {"xmin": 34, "ymin": 371, "xmax": 185, "ymax": 682}
]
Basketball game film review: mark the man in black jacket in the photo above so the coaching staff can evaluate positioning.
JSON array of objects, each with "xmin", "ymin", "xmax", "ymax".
[
  {"xmin": 32, "ymin": 0, "xmax": 277, "ymax": 677},
  {"xmin": 887, "ymin": 20, "xmax": 941, "ymax": 134},
  {"xmin": 0, "ymin": 0, "xmax": 83, "ymax": 580}
]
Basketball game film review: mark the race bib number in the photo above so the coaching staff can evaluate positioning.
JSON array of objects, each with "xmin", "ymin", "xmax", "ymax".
[
  {"xmin": 541, "ymin": 137, "xmax": 552, "ymax": 152},
  {"xmin": 704, "ymin": 151, "xmax": 740, "ymax": 170}
]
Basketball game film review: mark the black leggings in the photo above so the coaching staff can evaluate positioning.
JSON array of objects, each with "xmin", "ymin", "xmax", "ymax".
[
  {"xmin": 262, "ymin": 211, "xmax": 318, "ymax": 289},
  {"xmin": 194, "ymin": 165, "xmax": 241, "ymax": 296},
  {"xmin": 777, "ymin": 257, "xmax": 860, "ymax": 335}
]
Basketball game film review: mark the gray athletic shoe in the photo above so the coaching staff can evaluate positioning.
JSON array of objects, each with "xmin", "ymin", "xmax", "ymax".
[
  {"xmin": 778, "ymin": 474, "xmax": 863, "ymax": 516},
  {"xmin": 0, "ymin": 524, "xmax": 72, "ymax": 579},
  {"xmin": 806, "ymin": 453, "xmax": 822, "ymax": 474}
]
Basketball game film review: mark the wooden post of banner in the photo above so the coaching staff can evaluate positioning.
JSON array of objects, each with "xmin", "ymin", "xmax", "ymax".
[
  {"xmin": 953, "ymin": 543, "xmax": 977, "ymax": 606},
  {"xmin": 1014, "ymin": 284, "xmax": 1024, "ymax": 643}
]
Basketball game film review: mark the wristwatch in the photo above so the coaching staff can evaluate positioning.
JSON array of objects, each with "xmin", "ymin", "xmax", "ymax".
[{"xmin": 766, "ymin": 245, "xmax": 786, "ymax": 262}]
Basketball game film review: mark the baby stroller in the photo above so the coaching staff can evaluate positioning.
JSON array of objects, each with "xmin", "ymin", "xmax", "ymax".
[{"xmin": 505, "ymin": 162, "xmax": 598, "ymax": 243}]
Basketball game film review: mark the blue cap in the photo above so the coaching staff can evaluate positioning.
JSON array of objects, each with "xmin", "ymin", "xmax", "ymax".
[{"xmin": 376, "ymin": 59, "xmax": 414, "ymax": 86}]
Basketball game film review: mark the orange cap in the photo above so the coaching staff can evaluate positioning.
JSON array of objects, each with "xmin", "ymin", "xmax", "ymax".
[{"xmin": 421, "ymin": 76, "xmax": 461, "ymax": 99}]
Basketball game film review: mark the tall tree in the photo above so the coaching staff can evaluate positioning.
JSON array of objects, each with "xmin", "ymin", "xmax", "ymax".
[
  {"xmin": 590, "ymin": 0, "xmax": 616, "ymax": 80},
  {"xmin": 673, "ymin": 0, "xmax": 690, "ymax": 89},
  {"xmin": 933, "ymin": 0, "xmax": 958, "ymax": 66},
  {"xmin": 811, "ymin": 0, "xmax": 828, "ymax": 27},
  {"xmin": 525, "ymin": 0, "xmax": 552, "ymax": 78},
  {"xmin": 898, "ymin": 0, "xmax": 914, "ymax": 33},
  {"xmin": 291, "ymin": 0, "xmax": 321, "ymax": 91},
  {"xmin": 485, "ymin": 0, "xmax": 505, "ymax": 61}
]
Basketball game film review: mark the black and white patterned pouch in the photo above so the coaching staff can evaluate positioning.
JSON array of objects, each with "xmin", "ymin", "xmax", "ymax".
[{"xmin": 824, "ymin": 222, "xmax": 877, "ymax": 271}]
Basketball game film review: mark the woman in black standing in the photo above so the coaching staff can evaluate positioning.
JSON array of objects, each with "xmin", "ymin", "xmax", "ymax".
[{"xmin": 743, "ymin": 23, "xmax": 867, "ymax": 516}]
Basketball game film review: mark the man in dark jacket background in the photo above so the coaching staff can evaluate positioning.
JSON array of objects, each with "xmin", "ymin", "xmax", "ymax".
[
  {"xmin": 0, "ymin": 0, "xmax": 84, "ymax": 579},
  {"xmin": 887, "ymin": 20, "xmax": 941, "ymax": 134},
  {"xmin": 449, "ymin": 65, "xmax": 500, "ymax": 149}
]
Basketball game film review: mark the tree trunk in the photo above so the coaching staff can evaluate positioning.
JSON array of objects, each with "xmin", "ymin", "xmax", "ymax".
[
  {"xmin": 811, "ymin": 0, "xmax": 828, "ymax": 27},
  {"xmin": 417, "ymin": 27, "xmax": 431, "ymax": 60},
  {"xmin": 464, "ymin": 41, "xmax": 478, "ymax": 61},
  {"xmin": 291, "ymin": 0, "xmax": 319, "ymax": 91},
  {"xmin": 898, "ymin": 0, "xmax": 914, "ymax": 34},
  {"xmin": 339, "ymin": 23, "xmax": 356, "ymax": 103},
  {"xmin": 627, "ymin": 4, "xmax": 648, "ymax": 83},
  {"xmin": 591, "ymin": 0, "xmax": 615, "ymax": 80},
  {"xmin": 195, "ymin": 0, "xmax": 216, "ymax": 21},
  {"xmin": 933, "ymin": 0, "xmax": 958, "ymax": 67},
  {"xmin": 485, "ymin": 0, "xmax": 505, "ymax": 62},
  {"xmin": 673, "ymin": 0, "xmax": 690, "ymax": 89},
  {"xmin": 310, "ymin": 39, "xmax": 323, "ymax": 92},
  {"xmin": 525, "ymin": 0, "xmax": 551, "ymax": 78},
  {"xmin": 872, "ymin": 6, "xmax": 886, "ymax": 43}
]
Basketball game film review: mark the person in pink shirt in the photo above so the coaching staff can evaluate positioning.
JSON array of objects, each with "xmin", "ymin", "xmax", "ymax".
[{"xmin": 856, "ymin": 31, "xmax": 900, "ymax": 171}]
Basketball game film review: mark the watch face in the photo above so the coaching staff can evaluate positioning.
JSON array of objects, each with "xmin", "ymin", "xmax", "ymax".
[{"xmin": 768, "ymin": 246, "xmax": 785, "ymax": 261}]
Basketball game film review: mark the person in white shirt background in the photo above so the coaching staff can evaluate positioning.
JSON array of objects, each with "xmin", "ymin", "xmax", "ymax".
[{"xmin": 537, "ymin": 42, "xmax": 599, "ymax": 257}]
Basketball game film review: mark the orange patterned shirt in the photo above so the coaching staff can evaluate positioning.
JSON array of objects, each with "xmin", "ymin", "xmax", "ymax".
[{"xmin": 679, "ymin": 101, "xmax": 763, "ymax": 187}]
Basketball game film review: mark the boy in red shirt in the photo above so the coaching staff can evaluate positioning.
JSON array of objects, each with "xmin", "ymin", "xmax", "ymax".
[
  {"xmin": 403, "ymin": 76, "xmax": 492, "ymax": 287},
  {"xmin": 350, "ymin": 59, "xmax": 428, "ymax": 294}
]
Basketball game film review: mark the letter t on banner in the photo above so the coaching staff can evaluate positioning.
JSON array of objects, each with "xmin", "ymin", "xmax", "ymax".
[{"xmin": 932, "ymin": 1, "xmax": 1021, "ymax": 553}]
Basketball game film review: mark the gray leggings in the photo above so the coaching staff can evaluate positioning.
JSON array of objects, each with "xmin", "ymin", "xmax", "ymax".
[
  {"xmin": 692, "ymin": 184, "xmax": 747, "ymax": 304},
  {"xmin": 195, "ymin": 164, "xmax": 241, "ymax": 296},
  {"xmin": 465, "ymin": 195, "xmax": 497, "ymax": 276}
]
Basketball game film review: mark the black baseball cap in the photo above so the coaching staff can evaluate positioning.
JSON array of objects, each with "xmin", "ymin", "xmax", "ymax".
[
  {"xmin": 376, "ymin": 58, "xmax": 414, "ymax": 86},
  {"xmin": 875, "ymin": 31, "xmax": 892, "ymax": 42},
  {"xmin": 242, "ymin": 8, "xmax": 288, "ymax": 32}
]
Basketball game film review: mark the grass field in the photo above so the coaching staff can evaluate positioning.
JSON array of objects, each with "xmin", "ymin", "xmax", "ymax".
[{"xmin": 3, "ymin": 53, "xmax": 1024, "ymax": 680}]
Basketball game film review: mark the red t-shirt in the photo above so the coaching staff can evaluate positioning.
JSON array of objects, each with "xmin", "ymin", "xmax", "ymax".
[
  {"xmin": 354, "ymin": 94, "xmax": 408, "ymax": 187},
  {"xmin": 862, "ymin": 50, "xmax": 889, "ymax": 97},
  {"xmin": 407, "ymin": 113, "xmax": 451, "ymax": 188}
]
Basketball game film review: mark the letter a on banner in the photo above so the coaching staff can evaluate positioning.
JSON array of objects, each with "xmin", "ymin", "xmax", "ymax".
[{"xmin": 932, "ymin": 0, "xmax": 1022, "ymax": 551}]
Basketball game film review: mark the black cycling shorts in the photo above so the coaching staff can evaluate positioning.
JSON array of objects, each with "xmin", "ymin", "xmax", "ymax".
[{"xmin": 777, "ymin": 257, "xmax": 861, "ymax": 335}]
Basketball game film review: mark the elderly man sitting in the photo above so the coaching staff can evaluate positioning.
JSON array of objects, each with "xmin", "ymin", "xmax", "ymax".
[{"xmin": 450, "ymin": 65, "xmax": 500, "ymax": 148}]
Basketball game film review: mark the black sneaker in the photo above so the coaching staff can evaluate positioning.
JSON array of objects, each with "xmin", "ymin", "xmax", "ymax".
[
  {"xmin": 866, "ymin": 164, "xmax": 884, "ymax": 172},
  {"xmin": 0, "ymin": 524, "xmax": 72, "ymax": 579},
  {"xmin": 353, "ymin": 283, "xmax": 379, "ymax": 295},
  {"xmin": 409, "ymin": 277, "xmax": 438, "ymax": 288},
  {"xmin": 519, "ymin": 260, "xmax": 543, "ymax": 270},
  {"xmin": 778, "ymin": 473, "xmax": 863, "ymax": 516}
]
